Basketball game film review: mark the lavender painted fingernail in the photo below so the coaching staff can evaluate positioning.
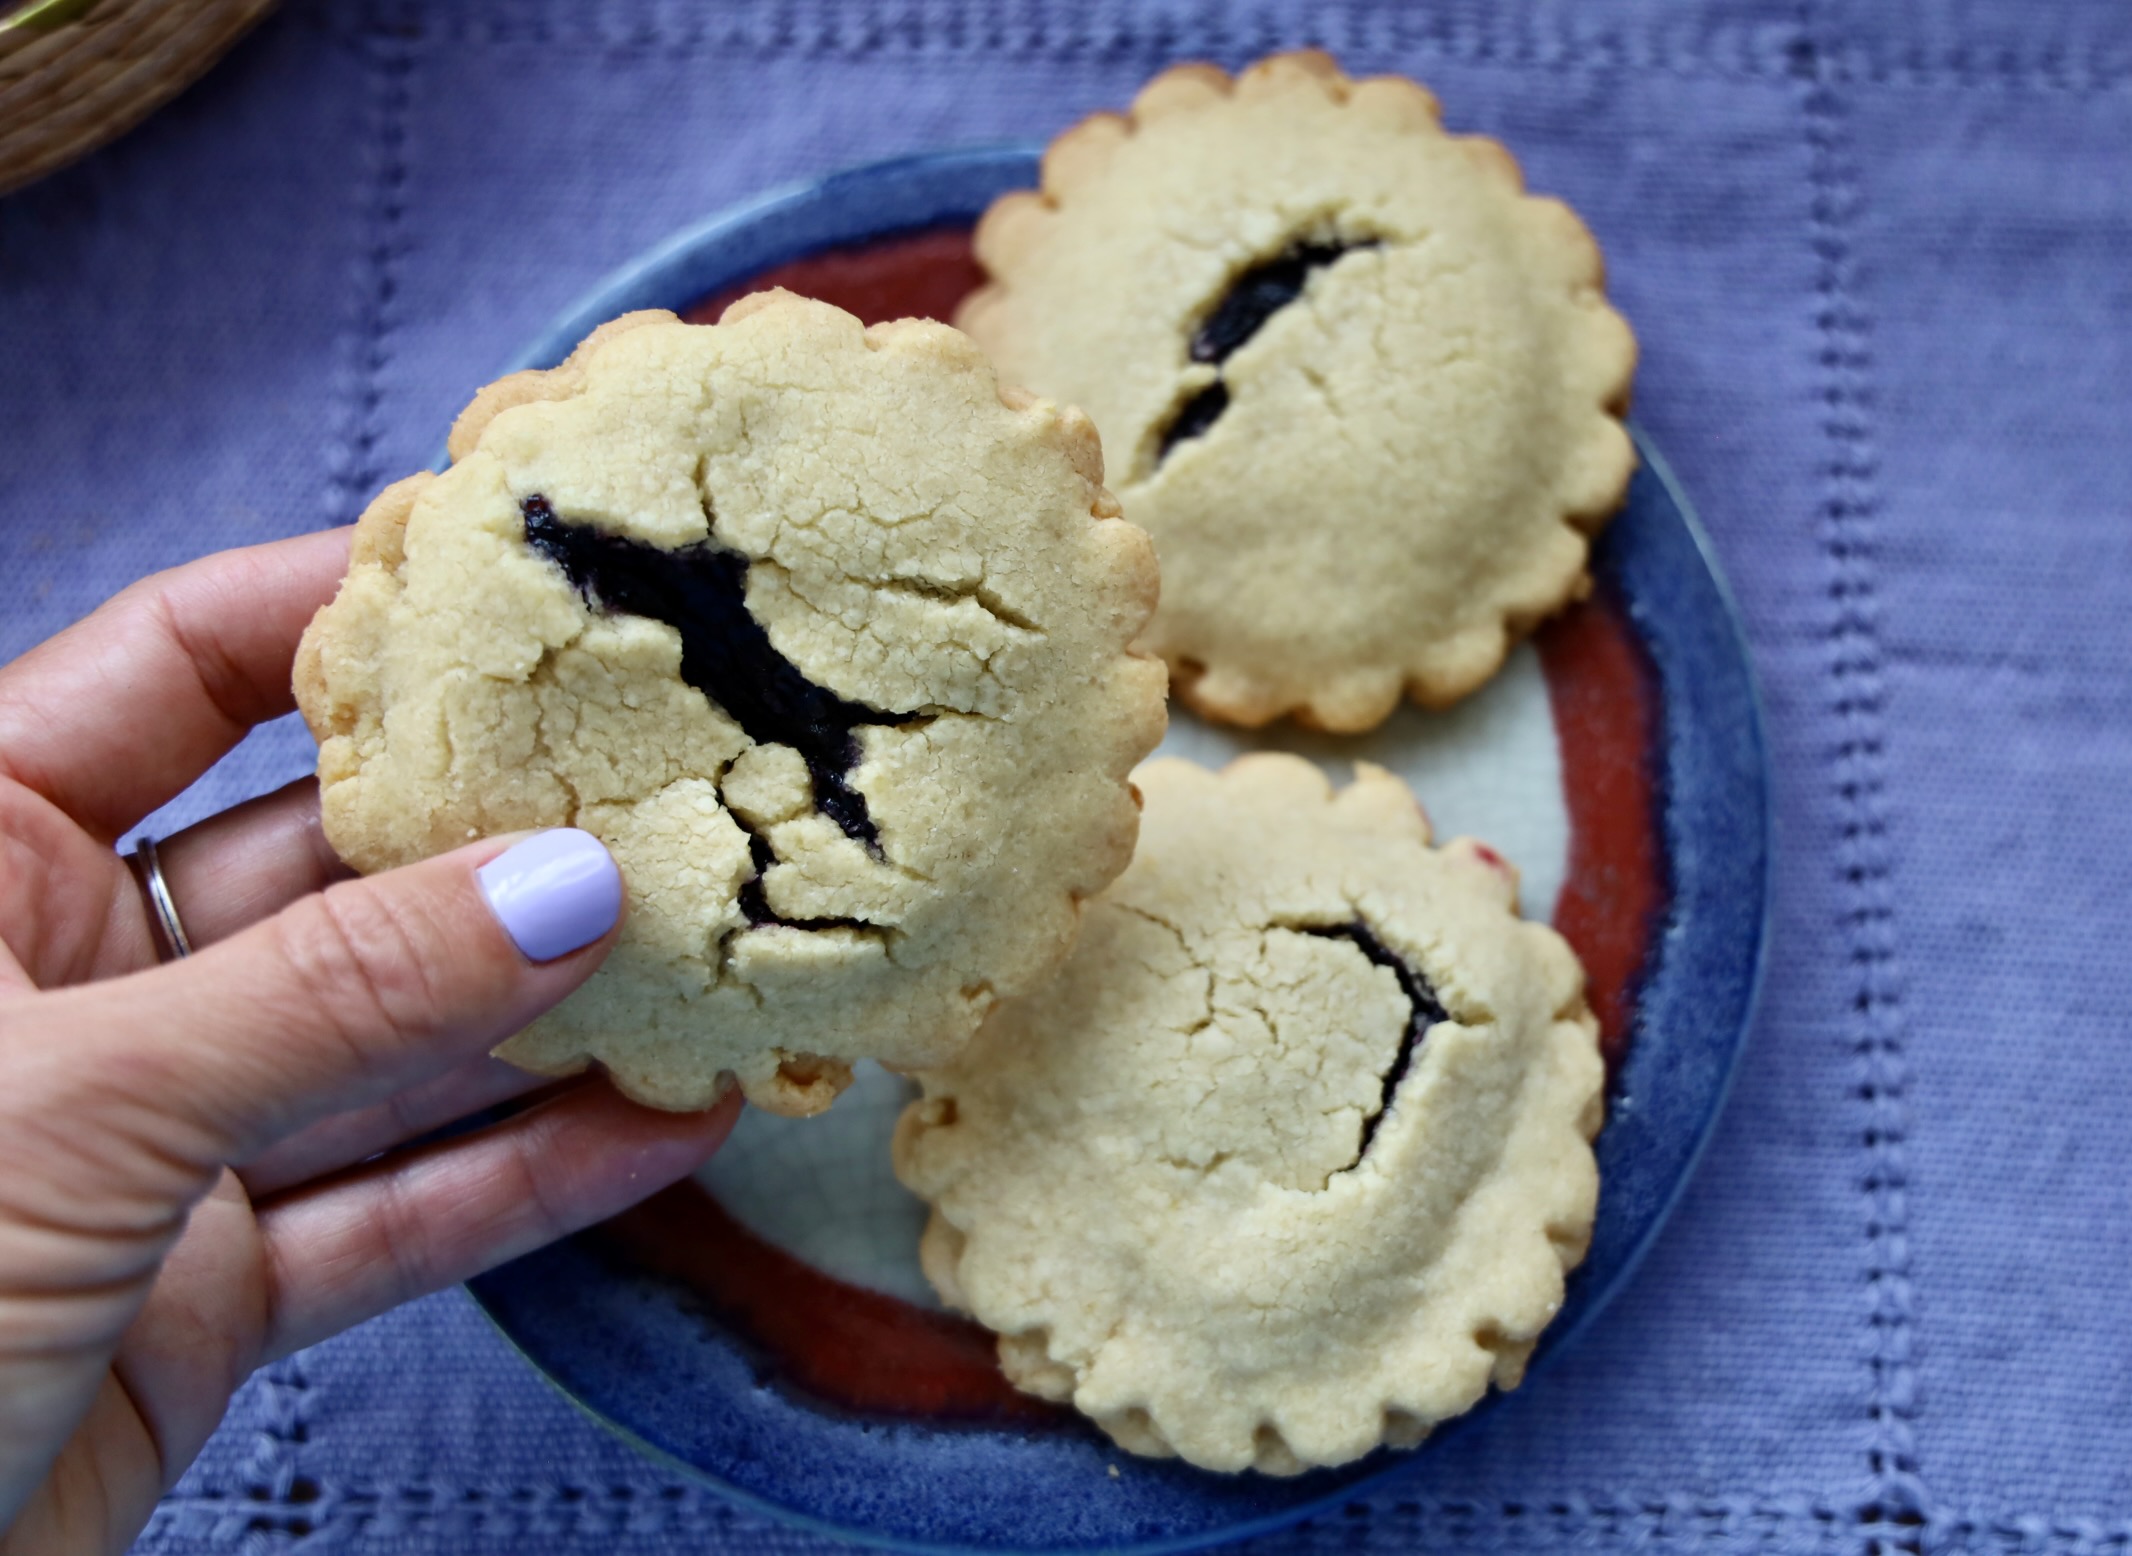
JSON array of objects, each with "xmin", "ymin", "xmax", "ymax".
[{"xmin": 477, "ymin": 829, "xmax": 623, "ymax": 962}]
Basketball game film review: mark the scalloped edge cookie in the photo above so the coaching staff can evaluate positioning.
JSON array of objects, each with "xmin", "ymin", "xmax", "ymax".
[
  {"xmin": 295, "ymin": 292, "xmax": 1166, "ymax": 1116},
  {"xmin": 959, "ymin": 51, "xmax": 1638, "ymax": 732},
  {"xmin": 894, "ymin": 754, "xmax": 1604, "ymax": 1473}
]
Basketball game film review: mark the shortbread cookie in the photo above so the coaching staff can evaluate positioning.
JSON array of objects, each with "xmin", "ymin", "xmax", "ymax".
[
  {"xmin": 959, "ymin": 51, "xmax": 1637, "ymax": 731},
  {"xmin": 894, "ymin": 755, "xmax": 1603, "ymax": 1473},
  {"xmin": 295, "ymin": 293, "xmax": 1166, "ymax": 1116}
]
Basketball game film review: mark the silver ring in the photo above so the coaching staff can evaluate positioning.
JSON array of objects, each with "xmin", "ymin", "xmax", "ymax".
[{"xmin": 126, "ymin": 834, "xmax": 194, "ymax": 961}]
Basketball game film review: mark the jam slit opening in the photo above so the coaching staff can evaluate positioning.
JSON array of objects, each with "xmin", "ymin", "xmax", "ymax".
[
  {"xmin": 1146, "ymin": 238, "xmax": 1379, "ymax": 469},
  {"xmin": 522, "ymin": 493, "xmax": 887, "ymax": 851},
  {"xmin": 1297, "ymin": 920, "xmax": 1446, "ymax": 1161}
]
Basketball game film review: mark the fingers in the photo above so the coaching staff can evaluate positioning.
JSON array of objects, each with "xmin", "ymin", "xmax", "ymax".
[
  {"xmin": 0, "ymin": 527, "xmax": 351, "ymax": 844},
  {"xmin": 8, "ymin": 829, "xmax": 625, "ymax": 1217},
  {"xmin": 25, "ymin": 778, "xmax": 352, "ymax": 991},
  {"xmin": 256, "ymin": 1080, "xmax": 741, "ymax": 1361},
  {"xmin": 0, "ymin": 776, "xmax": 120, "ymax": 990},
  {"xmin": 147, "ymin": 778, "xmax": 352, "ymax": 954},
  {"xmin": 237, "ymin": 1056, "xmax": 554, "ymax": 1200},
  {"xmin": 9, "ymin": 774, "xmax": 356, "ymax": 995}
]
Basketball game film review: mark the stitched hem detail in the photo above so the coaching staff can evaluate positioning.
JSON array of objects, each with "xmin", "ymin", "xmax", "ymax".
[
  {"xmin": 141, "ymin": 1487, "xmax": 1868, "ymax": 1545},
  {"xmin": 141, "ymin": 1481, "xmax": 2132, "ymax": 1550},
  {"xmin": 1795, "ymin": 14, "xmax": 1925, "ymax": 1554},
  {"xmin": 323, "ymin": 5, "xmax": 416, "ymax": 529},
  {"xmin": 168, "ymin": 1357, "xmax": 313, "ymax": 1545},
  {"xmin": 309, "ymin": 0, "xmax": 2132, "ymax": 90},
  {"xmin": 1925, "ymin": 1510, "xmax": 2132, "ymax": 1555}
]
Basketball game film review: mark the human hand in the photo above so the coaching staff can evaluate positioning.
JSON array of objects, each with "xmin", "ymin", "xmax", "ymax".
[{"xmin": 0, "ymin": 530, "xmax": 741, "ymax": 1555}]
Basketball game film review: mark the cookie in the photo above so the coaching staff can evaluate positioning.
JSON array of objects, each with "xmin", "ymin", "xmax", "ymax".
[
  {"xmin": 294, "ymin": 293, "xmax": 1167, "ymax": 1116},
  {"xmin": 959, "ymin": 51, "xmax": 1637, "ymax": 731},
  {"xmin": 893, "ymin": 755, "xmax": 1603, "ymax": 1473}
]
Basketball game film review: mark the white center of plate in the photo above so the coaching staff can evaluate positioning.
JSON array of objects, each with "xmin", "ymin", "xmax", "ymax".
[{"xmin": 698, "ymin": 645, "xmax": 1570, "ymax": 1303}]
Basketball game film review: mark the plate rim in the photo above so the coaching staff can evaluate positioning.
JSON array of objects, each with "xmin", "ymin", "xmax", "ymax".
[
  {"xmin": 463, "ymin": 144, "xmax": 1773, "ymax": 1556},
  {"xmin": 498, "ymin": 144, "xmax": 1044, "ymax": 381}
]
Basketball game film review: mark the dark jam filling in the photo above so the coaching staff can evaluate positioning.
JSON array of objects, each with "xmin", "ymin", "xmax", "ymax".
[
  {"xmin": 523, "ymin": 495, "xmax": 885, "ymax": 928},
  {"xmin": 1299, "ymin": 920, "xmax": 1447, "ymax": 1160},
  {"xmin": 1155, "ymin": 382, "xmax": 1230, "ymax": 459},
  {"xmin": 1153, "ymin": 239, "xmax": 1377, "ymax": 464},
  {"xmin": 1188, "ymin": 241, "xmax": 1360, "ymax": 364}
]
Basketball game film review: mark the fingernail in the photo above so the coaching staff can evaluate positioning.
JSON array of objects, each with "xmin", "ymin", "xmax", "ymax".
[{"xmin": 477, "ymin": 829, "xmax": 623, "ymax": 962}]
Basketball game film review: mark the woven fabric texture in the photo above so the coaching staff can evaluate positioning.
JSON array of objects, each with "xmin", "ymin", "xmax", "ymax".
[{"xmin": 0, "ymin": 0, "xmax": 2127, "ymax": 1550}]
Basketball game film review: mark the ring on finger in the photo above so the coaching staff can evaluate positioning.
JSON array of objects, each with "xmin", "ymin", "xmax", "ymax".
[{"xmin": 126, "ymin": 833, "xmax": 195, "ymax": 962}]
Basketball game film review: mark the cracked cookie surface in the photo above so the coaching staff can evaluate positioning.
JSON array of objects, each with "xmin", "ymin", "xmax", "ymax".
[
  {"xmin": 893, "ymin": 755, "xmax": 1603, "ymax": 1472},
  {"xmin": 294, "ymin": 293, "xmax": 1166, "ymax": 1115},
  {"xmin": 959, "ymin": 51, "xmax": 1638, "ymax": 731}
]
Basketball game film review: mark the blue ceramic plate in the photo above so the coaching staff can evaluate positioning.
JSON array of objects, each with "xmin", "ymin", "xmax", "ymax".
[{"xmin": 467, "ymin": 148, "xmax": 1769, "ymax": 1555}]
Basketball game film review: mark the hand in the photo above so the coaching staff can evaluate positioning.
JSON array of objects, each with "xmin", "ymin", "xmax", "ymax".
[{"xmin": 0, "ymin": 530, "xmax": 741, "ymax": 1555}]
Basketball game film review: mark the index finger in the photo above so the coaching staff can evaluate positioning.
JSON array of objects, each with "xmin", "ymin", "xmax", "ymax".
[{"xmin": 0, "ymin": 527, "xmax": 351, "ymax": 843}]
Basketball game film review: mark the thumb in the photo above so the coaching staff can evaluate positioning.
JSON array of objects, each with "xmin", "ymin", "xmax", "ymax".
[{"xmin": 20, "ymin": 827, "xmax": 624, "ymax": 1188}]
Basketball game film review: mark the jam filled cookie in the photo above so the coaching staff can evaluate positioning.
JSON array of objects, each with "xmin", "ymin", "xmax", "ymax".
[
  {"xmin": 295, "ymin": 293, "xmax": 1165, "ymax": 1116},
  {"xmin": 894, "ymin": 755, "xmax": 1603, "ymax": 1472},
  {"xmin": 959, "ymin": 51, "xmax": 1637, "ymax": 731}
]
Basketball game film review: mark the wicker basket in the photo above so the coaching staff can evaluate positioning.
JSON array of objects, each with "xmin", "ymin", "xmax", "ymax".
[{"xmin": 0, "ymin": 0, "xmax": 279, "ymax": 196}]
